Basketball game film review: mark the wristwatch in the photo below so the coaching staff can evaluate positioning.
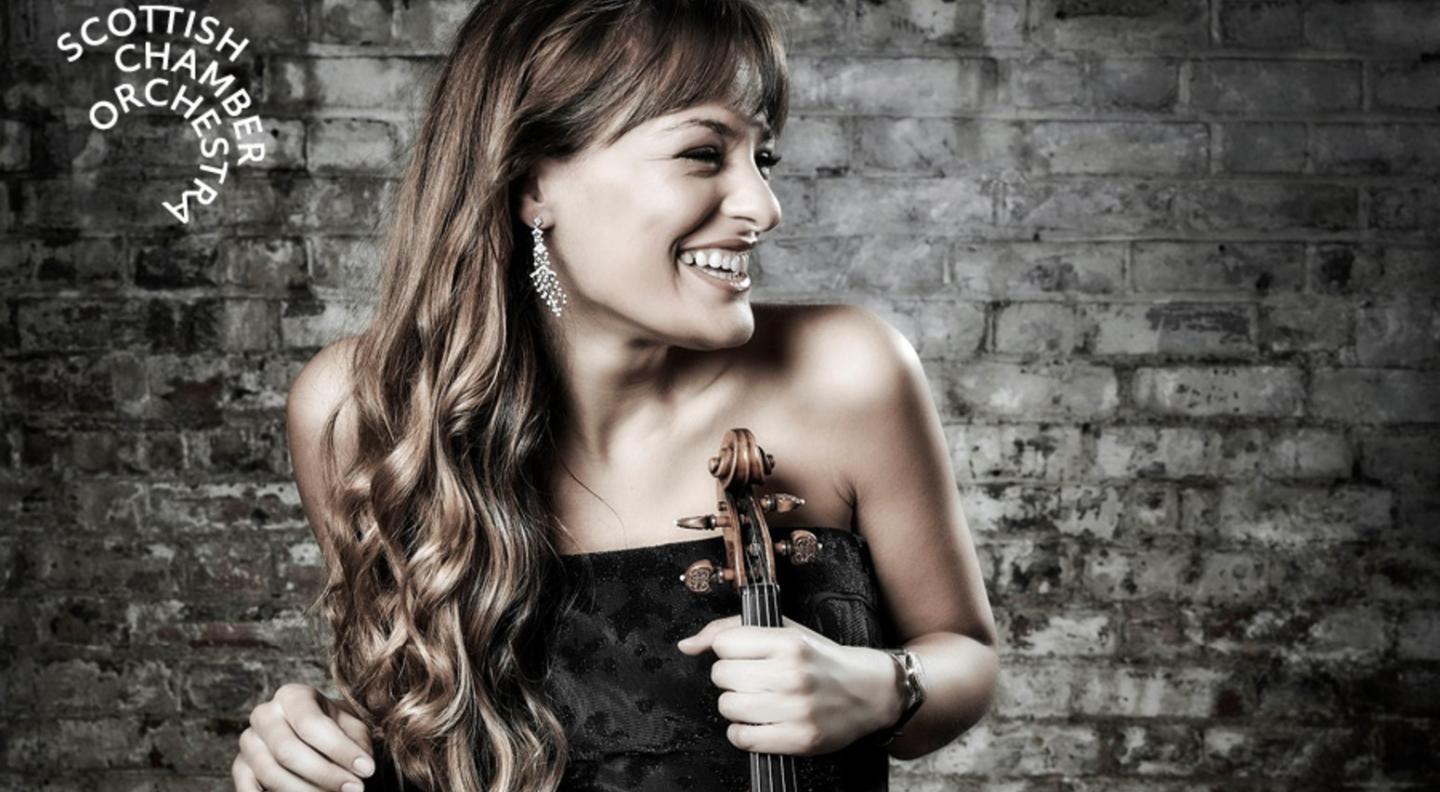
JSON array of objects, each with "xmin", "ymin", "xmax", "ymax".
[{"xmin": 869, "ymin": 647, "xmax": 927, "ymax": 748}]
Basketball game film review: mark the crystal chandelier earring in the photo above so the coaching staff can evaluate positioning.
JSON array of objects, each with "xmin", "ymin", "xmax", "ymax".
[{"xmin": 530, "ymin": 215, "xmax": 567, "ymax": 316}]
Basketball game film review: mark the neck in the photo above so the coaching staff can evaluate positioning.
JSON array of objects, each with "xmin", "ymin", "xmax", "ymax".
[{"xmin": 548, "ymin": 318, "xmax": 735, "ymax": 467}]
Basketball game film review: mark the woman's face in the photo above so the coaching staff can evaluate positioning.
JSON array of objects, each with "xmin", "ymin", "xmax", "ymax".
[{"xmin": 522, "ymin": 100, "xmax": 783, "ymax": 350}]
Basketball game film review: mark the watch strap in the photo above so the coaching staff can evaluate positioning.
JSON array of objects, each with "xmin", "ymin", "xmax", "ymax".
[{"xmin": 868, "ymin": 647, "xmax": 927, "ymax": 748}]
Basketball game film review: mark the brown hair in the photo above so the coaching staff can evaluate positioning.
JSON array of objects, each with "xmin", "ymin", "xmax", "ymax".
[{"xmin": 307, "ymin": 1, "xmax": 789, "ymax": 789}]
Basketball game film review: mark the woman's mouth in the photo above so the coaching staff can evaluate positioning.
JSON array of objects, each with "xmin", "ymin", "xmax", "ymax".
[{"xmin": 678, "ymin": 249, "xmax": 752, "ymax": 292}]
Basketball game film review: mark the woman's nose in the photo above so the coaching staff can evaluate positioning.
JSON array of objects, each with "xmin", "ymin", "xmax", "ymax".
[{"xmin": 724, "ymin": 163, "xmax": 782, "ymax": 234}]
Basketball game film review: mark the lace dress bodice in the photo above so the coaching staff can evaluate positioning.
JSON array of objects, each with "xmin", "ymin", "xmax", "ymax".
[{"xmin": 546, "ymin": 525, "xmax": 893, "ymax": 791}]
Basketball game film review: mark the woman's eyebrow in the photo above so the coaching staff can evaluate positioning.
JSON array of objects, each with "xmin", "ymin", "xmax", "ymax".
[{"xmin": 664, "ymin": 116, "xmax": 775, "ymax": 143}]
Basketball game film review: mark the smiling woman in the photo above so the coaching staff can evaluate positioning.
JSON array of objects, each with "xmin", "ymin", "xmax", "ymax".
[{"xmin": 227, "ymin": 1, "xmax": 996, "ymax": 791}]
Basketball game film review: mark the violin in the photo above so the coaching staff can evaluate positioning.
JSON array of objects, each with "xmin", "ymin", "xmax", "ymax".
[{"xmin": 673, "ymin": 427, "xmax": 824, "ymax": 792}]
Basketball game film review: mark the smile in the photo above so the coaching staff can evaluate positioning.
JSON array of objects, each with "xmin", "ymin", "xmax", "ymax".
[{"xmin": 677, "ymin": 248, "xmax": 752, "ymax": 292}]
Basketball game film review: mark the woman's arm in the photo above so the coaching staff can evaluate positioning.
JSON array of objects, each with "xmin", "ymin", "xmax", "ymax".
[{"xmin": 803, "ymin": 305, "xmax": 1000, "ymax": 761}]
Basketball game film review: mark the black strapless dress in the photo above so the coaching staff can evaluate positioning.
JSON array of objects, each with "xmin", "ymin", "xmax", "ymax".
[{"xmin": 547, "ymin": 525, "xmax": 893, "ymax": 792}]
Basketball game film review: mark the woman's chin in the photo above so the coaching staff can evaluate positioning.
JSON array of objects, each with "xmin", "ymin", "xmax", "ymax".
[{"xmin": 682, "ymin": 310, "xmax": 755, "ymax": 350}]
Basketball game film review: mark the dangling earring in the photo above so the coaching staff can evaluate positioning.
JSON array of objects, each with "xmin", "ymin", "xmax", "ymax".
[{"xmin": 530, "ymin": 216, "xmax": 567, "ymax": 316}]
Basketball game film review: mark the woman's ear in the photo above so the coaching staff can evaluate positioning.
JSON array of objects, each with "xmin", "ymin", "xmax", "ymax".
[
  {"xmin": 515, "ymin": 159, "xmax": 560, "ymax": 227},
  {"xmin": 516, "ymin": 175, "xmax": 543, "ymax": 226}
]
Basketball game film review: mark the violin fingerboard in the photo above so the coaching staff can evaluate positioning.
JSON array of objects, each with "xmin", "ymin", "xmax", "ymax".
[{"xmin": 740, "ymin": 581, "xmax": 785, "ymax": 628}]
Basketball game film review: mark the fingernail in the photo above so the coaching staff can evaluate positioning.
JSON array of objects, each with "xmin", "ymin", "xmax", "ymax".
[
  {"xmin": 353, "ymin": 756, "xmax": 375, "ymax": 776},
  {"xmin": 343, "ymin": 783, "xmax": 364, "ymax": 792}
]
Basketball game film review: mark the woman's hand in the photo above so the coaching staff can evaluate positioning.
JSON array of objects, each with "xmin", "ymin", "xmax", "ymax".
[
  {"xmin": 676, "ymin": 614, "xmax": 902, "ymax": 756},
  {"xmin": 232, "ymin": 683, "xmax": 378, "ymax": 792}
]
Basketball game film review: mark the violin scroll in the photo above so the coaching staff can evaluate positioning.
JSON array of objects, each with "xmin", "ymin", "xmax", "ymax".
[{"xmin": 674, "ymin": 428, "xmax": 824, "ymax": 596}]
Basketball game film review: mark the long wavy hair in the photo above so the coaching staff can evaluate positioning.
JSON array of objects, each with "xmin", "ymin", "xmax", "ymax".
[{"xmin": 305, "ymin": 1, "xmax": 789, "ymax": 789}]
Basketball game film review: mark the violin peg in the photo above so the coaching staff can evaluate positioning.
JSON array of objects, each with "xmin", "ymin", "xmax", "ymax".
[
  {"xmin": 774, "ymin": 529, "xmax": 820, "ymax": 564},
  {"xmin": 676, "ymin": 512, "xmax": 731, "ymax": 531},
  {"xmin": 680, "ymin": 559, "xmax": 731, "ymax": 594},
  {"xmin": 674, "ymin": 514, "xmax": 716, "ymax": 531},
  {"xmin": 759, "ymin": 493, "xmax": 806, "ymax": 514}
]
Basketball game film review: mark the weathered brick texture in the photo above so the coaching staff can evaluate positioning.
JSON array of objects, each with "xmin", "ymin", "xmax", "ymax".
[{"xmin": 2, "ymin": 0, "xmax": 1437, "ymax": 788}]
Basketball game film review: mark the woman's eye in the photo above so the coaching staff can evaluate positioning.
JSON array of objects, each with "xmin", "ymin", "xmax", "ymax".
[
  {"xmin": 682, "ymin": 148, "xmax": 784, "ymax": 176},
  {"xmin": 682, "ymin": 147, "xmax": 727, "ymax": 165}
]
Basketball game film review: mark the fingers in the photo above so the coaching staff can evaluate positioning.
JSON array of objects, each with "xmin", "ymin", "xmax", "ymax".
[
  {"xmin": 716, "ymin": 689, "xmax": 804, "ymax": 725},
  {"xmin": 239, "ymin": 727, "xmax": 332, "ymax": 792},
  {"xmin": 710, "ymin": 656, "xmax": 802, "ymax": 693},
  {"xmin": 709, "ymin": 625, "xmax": 809, "ymax": 660},
  {"xmin": 247, "ymin": 686, "xmax": 374, "ymax": 791},
  {"xmin": 232, "ymin": 753, "xmax": 262, "ymax": 792},
  {"xmin": 321, "ymin": 698, "xmax": 375, "ymax": 759},
  {"xmin": 677, "ymin": 615, "xmax": 740, "ymax": 649},
  {"xmin": 295, "ymin": 691, "xmax": 377, "ymax": 778},
  {"xmin": 726, "ymin": 719, "xmax": 822, "ymax": 757}
]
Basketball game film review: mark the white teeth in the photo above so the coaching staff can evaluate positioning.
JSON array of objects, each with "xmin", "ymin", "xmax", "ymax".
[{"xmin": 678, "ymin": 248, "xmax": 748, "ymax": 273}]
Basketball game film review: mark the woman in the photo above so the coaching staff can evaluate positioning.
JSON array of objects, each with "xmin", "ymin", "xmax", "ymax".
[{"xmin": 231, "ymin": 0, "xmax": 998, "ymax": 790}]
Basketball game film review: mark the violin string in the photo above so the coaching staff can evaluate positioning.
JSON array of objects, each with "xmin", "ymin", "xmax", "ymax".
[
  {"xmin": 747, "ymin": 583, "xmax": 761, "ymax": 792},
  {"xmin": 750, "ymin": 580, "xmax": 792, "ymax": 792},
  {"xmin": 771, "ymin": 581, "xmax": 797, "ymax": 791},
  {"xmin": 763, "ymin": 581, "xmax": 776, "ymax": 791},
  {"xmin": 763, "ymin": 579, "xmax": 776, "ymax": 792}
]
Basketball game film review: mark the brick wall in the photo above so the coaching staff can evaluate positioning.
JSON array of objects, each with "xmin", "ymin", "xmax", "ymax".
[{"xmin": 2, "ymin": 0, "xmax": 1437, "ymax": 788}]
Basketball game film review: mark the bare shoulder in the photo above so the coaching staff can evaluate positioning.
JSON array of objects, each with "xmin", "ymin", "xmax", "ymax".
[
  {"xmin": 746, "ymin": 303, "xmax": 936, "ymax": 522},
  {"xmin": 754, "ymin": 302, "xmax": 922, "ymax": 413},
  {"xmin": 287, "ymin": 334, "xmax": 361, "ymax": 441},
  {"xmin": 286, "ymin": 335, "xmax": 363, "ymax": 536}
]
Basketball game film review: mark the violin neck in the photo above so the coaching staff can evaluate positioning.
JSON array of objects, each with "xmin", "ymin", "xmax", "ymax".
[
  {"xmin": 740, "ymin": 582, "xmax": 784, "ymax": 628},
  {"xmin": 739, "ymin": 581, "xmax": 799, "ymax": 791}
]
